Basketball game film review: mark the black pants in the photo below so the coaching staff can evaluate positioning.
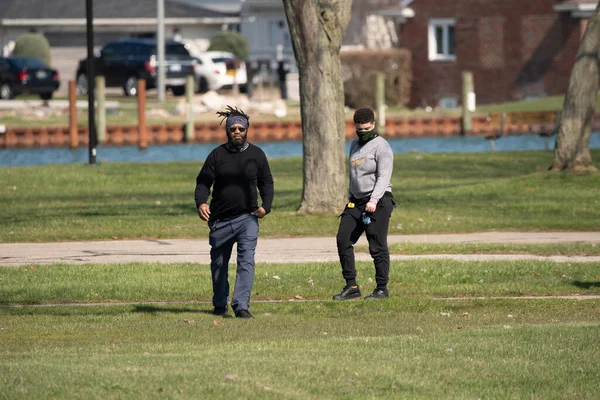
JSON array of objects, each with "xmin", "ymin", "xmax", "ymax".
[{"xmin": 336, "ymin": 193, "xmax": 394, "ymax": 289}]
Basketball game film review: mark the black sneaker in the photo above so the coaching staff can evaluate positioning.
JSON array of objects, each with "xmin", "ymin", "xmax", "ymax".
[
  {"xmin": 234, "ymin": 309, "xmax": 254, "ymax": 319},
  {"xmin": 332, "ymin": 285, "xmax": 361, "ymax": 300},
  {"xmin": 365, "ymin": 288, "xmax": 389, "ymax": 300},
  {"xmin": 213, "ymin": 306, "xmax": 228, "ymax": 315}
]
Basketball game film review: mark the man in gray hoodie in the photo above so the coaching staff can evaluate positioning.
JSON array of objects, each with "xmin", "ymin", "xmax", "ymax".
[{"xmin": 333, "ymin": 108, "xmax": 395, "ymax": 300}]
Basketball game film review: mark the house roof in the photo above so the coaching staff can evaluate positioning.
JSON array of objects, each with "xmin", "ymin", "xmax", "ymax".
[
  {"xmin": 378, "ymin": 0, "xmax": 415, "ymax": 20},
  {"xmin": 555, "ymin": 0, "xmax": 598, "ymax": 12},
  {"xmin": 171, "ymin": 0, "xmax": 243, "ymax": 14},
  {"xmin": 557, "ymin": 0, "xmax": 597, "ymax": 6},
  {"xmin": 0, "ymin": 0, "xmax": 238, "ymax": 20},
  {"xmin": 380, "ymin": 6, "xmax": 415, "ymax": 19}
]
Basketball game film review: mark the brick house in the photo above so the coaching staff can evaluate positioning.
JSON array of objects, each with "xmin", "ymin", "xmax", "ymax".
[{"xmin": 381, "ymin": 0, "xmax": 597, "ymax": 108}]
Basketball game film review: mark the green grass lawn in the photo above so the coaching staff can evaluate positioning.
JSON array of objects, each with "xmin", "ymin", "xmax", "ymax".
[
  {"xmin": 2, "ymin": 148, "xmax": 600, "ymax": 398},
  {"xmin": 1, "ymin": 300, "xmax": 599, "ymax": 399},
  {"xmin": 2, "ymin": 260, "xmax": 600, "ymax": 305},
  {"xmin": 1, "ymin": 260, "xmax": 599, "ymax": 399},
  {"xmin": 1, "ymin": 151, "xmax": 599, "ymax": 243},
  {"xmin": 357, "ymin": 242, "xmax": 600, "ymax": 256}
]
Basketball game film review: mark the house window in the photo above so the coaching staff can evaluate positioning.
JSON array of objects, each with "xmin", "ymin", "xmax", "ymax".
[
  {"xmin": 439, "ymin": 97, "xmax": 458, "ymax": 110},
  {"xmin": 428, "ymin": 19, "xmax": 456, "ymax": 61}
]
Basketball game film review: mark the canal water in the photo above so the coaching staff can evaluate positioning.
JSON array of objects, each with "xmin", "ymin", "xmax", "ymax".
[{"xmin": 1, "ymin": 133, "xmax": 599, "ymax": 167}]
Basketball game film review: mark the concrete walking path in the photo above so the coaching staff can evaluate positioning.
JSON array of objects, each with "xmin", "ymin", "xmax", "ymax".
[{"xmin": 1, "ymin": 232, "xmax": 599, "ymax": 266}]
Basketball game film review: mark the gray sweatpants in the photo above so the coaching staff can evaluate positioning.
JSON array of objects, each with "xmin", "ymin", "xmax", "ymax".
[{"xmin": 208, "ymin": 213, "xmax": 259, "ymax": 311}]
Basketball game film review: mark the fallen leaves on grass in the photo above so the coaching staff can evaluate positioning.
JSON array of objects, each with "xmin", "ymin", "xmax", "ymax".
[
  {"xmin": 460, "ymin": 312, "xmax": 469, "ymax": 317},
  {"xmin": 224, "ymin": 374, "xmax": 237, "ymax": 381},
  {"xmin": 183, "ymin": 319, "xmax": 195, "ymax": 325},
  {"xmin": 213, "ymin": 320, "xmax": 224, "ymax": 327}
]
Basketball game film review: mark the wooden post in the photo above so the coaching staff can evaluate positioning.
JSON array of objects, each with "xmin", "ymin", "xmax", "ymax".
[
  {"xmin": 68, "ymin": 80, "xmax": 78, "ymax": 149},
  {"xmin": 258, "ymin": 64, "xmax": 265, "ymax": 102},
  {"xmin": 375, "ymin": 72, "xmax": 386, "ymax": 133},
  {"xmin": 268, "ymin": 65, "xmax": 275, "ymax": 101},
  {"xmin": 461, "ymin": 71, "xmax": 474, "ymax": 135},
  {"xmin": 185, "ymin": 75, "xmax": 194, "ymax": 142},
  {"xmin": 96, "ymin": 76, "xmax": 106, "ymax": 144},
  {"xmin": 137, "ymin": 79, "xmax": 147, "ymax": 150}
]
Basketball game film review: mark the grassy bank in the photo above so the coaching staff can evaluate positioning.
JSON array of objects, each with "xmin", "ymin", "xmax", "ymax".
[
  {"xmin": 5, "ymin": 93, "xmax": 600, "ymax": 128},
  {"xmin": 1, "ymin": 150, "xmax": 599, "ymax": 242}
]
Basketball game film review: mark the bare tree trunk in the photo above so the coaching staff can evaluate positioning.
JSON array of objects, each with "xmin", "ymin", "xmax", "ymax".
[
  {"xmin": 283, "ymin": 0, "xmax": 352, "ymax": 213},
  {"xmin": 551, "ymin": 5, "xmax": 600, "ymax": 172}
]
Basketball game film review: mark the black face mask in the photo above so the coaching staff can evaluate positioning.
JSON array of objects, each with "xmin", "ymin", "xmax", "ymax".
[{"xmin": 356, "ymin": 128, "xmax": 377, "ymax": 144}]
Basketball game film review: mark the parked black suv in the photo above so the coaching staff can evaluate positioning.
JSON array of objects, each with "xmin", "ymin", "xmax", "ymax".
[{"xmin": 76, "ymin": 38, "xmax": 194, "ymax": 96}]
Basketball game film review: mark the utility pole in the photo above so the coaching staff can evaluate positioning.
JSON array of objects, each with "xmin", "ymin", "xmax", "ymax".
[
  {"xmin": 85, "ymin": 0, "xmax": 97, "ymax": 164},
  {"xmin": 157, "ymin": 0, "xmax": 166, "ymax": 103}
]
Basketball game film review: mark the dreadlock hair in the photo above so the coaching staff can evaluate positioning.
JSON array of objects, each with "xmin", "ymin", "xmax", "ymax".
[
  {"xmin": 216, "ymin": 105, "xmax": 251, "ymax": 126},
  {"xmin": 353, "ymin": 108, "xmax": 375, "ymax": 125}
]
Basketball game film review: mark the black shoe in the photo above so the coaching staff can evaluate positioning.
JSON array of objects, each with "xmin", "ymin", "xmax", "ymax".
[
  {"xmin": 332, "ymin": 285, "xmax": 361, "ymax": 300},
  {"xmin": 213, "ymin": 306, "xmax": 228, "ymax": 316},
  {"xmin": 234, "ymin": 309, "xmax": 254, "ymax": 319},
  {"xmin": 365, "ymin": 288, "xmax": 389, "ymax": 300}
]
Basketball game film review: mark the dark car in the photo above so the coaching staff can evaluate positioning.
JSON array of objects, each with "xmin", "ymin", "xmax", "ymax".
[
  {"xmin": 76, "ymin": 38, "xmax": 194, "ymax": 97},
  {"xmin": 0, "ymin": 56, "xmax": 60, "ymax": 100}
]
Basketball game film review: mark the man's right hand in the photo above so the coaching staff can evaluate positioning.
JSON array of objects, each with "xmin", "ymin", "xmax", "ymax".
[{"xmin": 198, "ymin": 203, "xmax": 211, "ymax": 221}]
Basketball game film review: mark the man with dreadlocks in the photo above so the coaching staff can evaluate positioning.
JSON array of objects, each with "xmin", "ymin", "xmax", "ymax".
[
  {"xmin": 195, "ymin": 106, "xmax": 274, "ymax": 319},
  {"xmin": 333, "ymin": 107, "xmax": 395, "ymax": 301}
]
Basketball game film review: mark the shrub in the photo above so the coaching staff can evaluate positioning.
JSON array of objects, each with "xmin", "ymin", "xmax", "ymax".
[
  {"xmin": 12, "ymin": 33, "xmax": 52, "ymax": 65},
  {"xmin": 208, "ymin": 31, "xmax": 249, "ymax": 60},
  {"xmin": 341, "ymin": 49, "xmax": 412, "ymax": 109}
]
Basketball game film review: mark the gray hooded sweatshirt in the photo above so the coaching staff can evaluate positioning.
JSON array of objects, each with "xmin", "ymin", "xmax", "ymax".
[{"xmin": 348, "ymin": 136, "xmax": 394, "ymax": 204}]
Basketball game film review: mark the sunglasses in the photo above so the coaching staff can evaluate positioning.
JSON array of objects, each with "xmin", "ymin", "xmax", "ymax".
[{"xmin": 228, "ymin": 126, "xmax": 247, "ymax": 133}]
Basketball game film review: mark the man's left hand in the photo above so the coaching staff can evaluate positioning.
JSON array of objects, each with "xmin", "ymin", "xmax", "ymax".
[
  {"xmin": 251, "ymin": 207, "xmax": 267, "ymax": 218},
  {"xmin": 365, "ymin": 201, "xmax": 377, "ymax": 213}
]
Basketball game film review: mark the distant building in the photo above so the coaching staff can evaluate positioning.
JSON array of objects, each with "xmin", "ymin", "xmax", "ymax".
[
  {"xmin": 2, "ymin": 0, "xmax": 594, "ymax": 105},
  {"xmin": 0, "ymin": 0, "xmax": 240, "ymax": 92},
  {"xmin": 240, "ymin": 0, "xmax": 294, "ymax": 65},
  {"xmin": 383, "ymin": 0, "xmax": 596, "ymax": 107},
  {"xmin": 240, "ymin": 0, "xmax": 596, "ymax": 107}
]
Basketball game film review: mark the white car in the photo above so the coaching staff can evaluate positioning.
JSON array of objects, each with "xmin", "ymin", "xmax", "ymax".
[{"xmin": 192, "ymin": 51, "xmax": 247, "ymax": 93}]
